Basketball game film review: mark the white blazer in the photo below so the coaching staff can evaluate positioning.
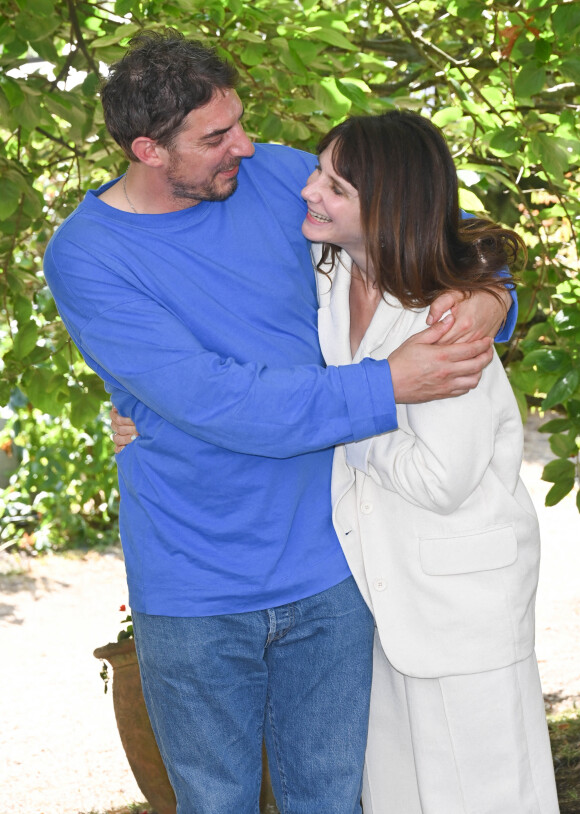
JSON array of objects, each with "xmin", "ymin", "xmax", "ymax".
[{"xmin": 315, "ymin": 247, "xmax": 540, "ymax": 678}]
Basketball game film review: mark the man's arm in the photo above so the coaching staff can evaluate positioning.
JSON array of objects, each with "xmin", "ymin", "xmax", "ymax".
[
  {"xmin": 45, "ymin": 233, "xmax": 398, "ymax": 457},
  {"xmin": 426, "ymin": 209, "xmax": 519, "ymax": 344},
  {"xmin": 426, "ymin": 286, "xmax": 515, "ymax": 344},
  {"xmin": 46, "ymin": 237, "xmax": 493, "ymax": 456}
]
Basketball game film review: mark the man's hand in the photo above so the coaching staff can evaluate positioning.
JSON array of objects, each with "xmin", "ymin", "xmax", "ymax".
[
  {"xmin": 426, "ymin": 287, "xmax": 511, "ymax": 344},
  {"xmin": 389, "ymin": 315, "xmax": 494, "ymax": 403},
  {"xmin": 111, "ymin": 406, "xmax": 139, "ymax": 453}
]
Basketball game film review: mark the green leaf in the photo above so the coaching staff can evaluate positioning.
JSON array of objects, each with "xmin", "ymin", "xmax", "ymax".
[
  {"xmin": 12, "ymin": 320, "xmax": 38, "ymax": 360},
  {"xmin": 510, "ymin": 384, "xmax": 528, "ymax": 423},
  {"xmin": 115, "ymin": 0, "xmax": 134, "ymax": 14},
  {"xmin": 513, "ymin": 64, "xmax": 546, "ymax": 99},
  {"xmin": 92, "ymin": 23, "xmax": 140, "ymax": 48},
  {"xmin": 14, "ymin": 12, "xmax": 54, "ymax": 43},
  {"xmin": 258, "ymin": 113, "xmax": 283, "ymax": 141},
  {"xmin": 43, "ymin": 94, "xmax": 88, "ymax": 131},
  {"xmin": 336, "ymin": 79, "xmax": 370, "ymax": 109},
  {"xmin": 289, "ymin": 98, "xmax": 321, "ymax": 115},
  {"xmin": 559, "ymin": 58, "xmax": 580, "ymax": 84},
  {"xmin": 20, "ymin": 366, "xmax": 64, "ymax": 414},
  {"xmin": 0, "ymin": 76, "xmax": 25, "ymax": 108},
  {"xmin": 0, "ymin": 177, "xmax": 22, "ymax": 220},
  {"xmin": 552, "ymin": 3, "xmax": 580, "ymax": 37},
  {"xmin": 549, "ymin": 433, "xmax": 578, "ymax": 459},
  {"xmin": 545, "ymin": 479, "xmax": 575, "ymax": 507},
  {"xmin": 542, "ymin": 369, "xmax": 580, "ymax": 411},
  {"xmin": 530, "ymin": 133, "xmax": 570, "ymax": 178},
  {"xmin": 12, "ymin": 98, "xmax": 40, "ymax": 132},
  {"xmin": 289, "ymin": 39, "xmax": 323, "ymax": 64},
  {"xmin": 458, "ymin": 188, "xmax": 485, "ymax": 213},
  {"xmin": 82, "ymin": 73, "xmax": 100, "ymax": 98},
  {"xmin": 522, "ymin": 348, "xmax": 572, "ymax": 373},
  {"xmin": 538, "ymin": 418, "xmax": 572, "ymax": 434},
  {"xmin": 306, "ymin": 27, "xmax": 357, "ymax": 51},
  {"xmin": 533, "ymin": 39, "xmax": 552, "ymax": 63},
  {"xmin": 508, "ymin": 364, "xmax": 542, "ymax": 395},
  {"xmin": 554, "ymin": 309, "xmax": 580, "ymax": 335},
  {"xmin": 515, "ymin": 286, "xmax": 538, "ymax": 325},
  {"xmin": 280, "ymin": 120, "xmax": 312, "ymax": 142},
  {"xmin": 431, "ymin": 107, "xmax": 463, "ymax": 128},
  {"xmin": 542, "ymin": 457, "xmax": 576, "ymax": 484},
  {"xmin": 311, "ymin": 78, "xmax": 351, "ymax": 117},
  {"xmin": 489, "ymin": 127, "xmax": 522, "ymax": 157},
  {"xmin": 70, "ymin": 388, "xmax": 104, "ymax": 428},
  {"xmin": 14, "ymin": 295, "xmax": 33, "ymax": 324},
  {"xmin": 240, "ymin": 43, "xmax": 265, "ymax": 66},
  {"xmin": 233, "ymin": 31, "xmax": 264, "ymax": 43}
]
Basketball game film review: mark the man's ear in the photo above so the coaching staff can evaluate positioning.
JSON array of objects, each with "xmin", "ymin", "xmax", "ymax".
[{"xmin": 131, "ymin": 137, "xmax": 167, "ymax": 167}]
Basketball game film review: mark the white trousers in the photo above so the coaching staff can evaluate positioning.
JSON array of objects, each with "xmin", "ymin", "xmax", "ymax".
[{"xmin": 362, "ymin": 632, "xmax": 560, "ymax": 814}]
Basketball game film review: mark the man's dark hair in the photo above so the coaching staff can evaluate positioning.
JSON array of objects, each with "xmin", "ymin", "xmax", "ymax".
[{"xmin": 101, "ymin": 29, "xmax": 239, "ymax": 161}]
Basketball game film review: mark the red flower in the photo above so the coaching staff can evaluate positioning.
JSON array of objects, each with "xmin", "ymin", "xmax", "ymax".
[{"xmin": 119, "ymin": 604, "xmax": 126, "ymax": 611}]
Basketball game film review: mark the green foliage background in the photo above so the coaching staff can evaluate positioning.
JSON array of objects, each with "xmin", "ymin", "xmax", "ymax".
[{"xmin": 0, "ymin": 0, "xmax": 579, "ymax": 551}]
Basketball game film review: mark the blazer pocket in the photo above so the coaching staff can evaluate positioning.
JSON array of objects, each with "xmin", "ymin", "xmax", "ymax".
[{"xmin": 419, "ymin": 525, "xmax": 517, "ymax": 576}]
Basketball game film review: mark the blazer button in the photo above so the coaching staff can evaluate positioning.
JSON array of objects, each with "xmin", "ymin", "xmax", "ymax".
[
  {"xmin": 360, "ymin": 501, "xmax": 373, "ymax": 514},
  {"xmin": 373, "ymin": 578, "xmax": 387, "ymax": 592}
]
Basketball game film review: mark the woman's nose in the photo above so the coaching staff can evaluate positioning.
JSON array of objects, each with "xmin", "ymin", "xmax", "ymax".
[{"xmin": 301, "ymin": 181, "xmax": 320, "ymax": 202}]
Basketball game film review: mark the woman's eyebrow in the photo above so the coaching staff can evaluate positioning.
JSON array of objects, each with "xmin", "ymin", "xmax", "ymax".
[{"xmin": 328, "ymin": 172, "xmax": 348, "ymax": 192}]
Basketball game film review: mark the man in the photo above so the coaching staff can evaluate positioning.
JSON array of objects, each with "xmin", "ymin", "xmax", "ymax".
[{"xmin": 44, "ymin": 30, "xmax": 515, "ymax": 814}]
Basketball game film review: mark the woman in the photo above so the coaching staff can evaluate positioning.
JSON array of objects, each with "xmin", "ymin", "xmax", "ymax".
[
  {"xmin": 113, "ymin": 110, "xmax": 559, "ymax": 813},
  {"xmin": 301, "ymin": 110, "xmax": 558, "ymax": 814}
]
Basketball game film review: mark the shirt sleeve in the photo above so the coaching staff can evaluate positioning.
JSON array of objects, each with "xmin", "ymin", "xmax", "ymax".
[
  {"xmin": 459, "ymin": 212, "xmax": 518, "ymax": 343},
  {"xmin": 495, "ymin": 277, "xmax": 517, "ymax": 343},
  {"xmin": 45, "ymin": 241, "xmax": 397, "ymax": 459}
]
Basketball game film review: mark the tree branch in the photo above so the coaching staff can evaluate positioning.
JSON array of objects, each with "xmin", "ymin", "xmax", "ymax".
[
  {"xmin": 66, "ymin": 0, "xmax": 101, "ymax": 77},
  {"xmin": 35, "ymin": 128, "xmax": 86, "ymax": 158}
]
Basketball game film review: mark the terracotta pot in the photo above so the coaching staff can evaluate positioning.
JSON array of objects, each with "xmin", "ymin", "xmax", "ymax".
[
  {"xmin": 94, "ymin": 638, "xmax": 177, "ymax": 814},
  {"xmin": 93, "ymin": 638, "xmax": 277, "ymax": 813}
]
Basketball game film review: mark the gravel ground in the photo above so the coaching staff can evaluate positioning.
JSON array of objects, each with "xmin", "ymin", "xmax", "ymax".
[{"xmin": 0, "ymin": 411, "xmax": 578, "ymax": 814}]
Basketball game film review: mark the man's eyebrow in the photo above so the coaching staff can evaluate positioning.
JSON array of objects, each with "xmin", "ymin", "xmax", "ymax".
[
  {"xmin": 200, "ymin": 126, "xmax": 230, "ymax": 141},
  {"xmin": 200, "ymin": 106, "xmax": 245, "ymax": 142}
]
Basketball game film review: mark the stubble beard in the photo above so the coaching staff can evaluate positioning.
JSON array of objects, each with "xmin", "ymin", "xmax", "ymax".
[
  {"xmin": 169, "ymin": 176, "xmax": 238, "ymax": 204},
  {"xmin": 168, "ymin": 156, "xmax": 240, "ymax": 205}
]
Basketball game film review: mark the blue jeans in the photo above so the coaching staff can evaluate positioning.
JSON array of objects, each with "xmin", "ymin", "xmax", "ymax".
[{"xmin": 132, "ymin": 576, "xmax": 374, "ymax": 814}]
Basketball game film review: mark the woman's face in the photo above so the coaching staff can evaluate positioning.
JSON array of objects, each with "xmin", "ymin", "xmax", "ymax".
[{"xmin": 301, "ymin": 143, "xmax": 364, "ymax": 259}]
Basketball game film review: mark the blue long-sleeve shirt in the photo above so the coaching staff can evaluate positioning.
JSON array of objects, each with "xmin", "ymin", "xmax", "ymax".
[
  {"xmin": 43, "ymin": 144, "xmax": 398, "ymax": 615},
  {"xmin": 43, "ymin": 144, "xmax": 517, "ymax": 616}
]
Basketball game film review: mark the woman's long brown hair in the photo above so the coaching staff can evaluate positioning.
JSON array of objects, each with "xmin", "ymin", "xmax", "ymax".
[{"xmin": 316, "ymin": 111, "xmax": 525, "ymax": 308}]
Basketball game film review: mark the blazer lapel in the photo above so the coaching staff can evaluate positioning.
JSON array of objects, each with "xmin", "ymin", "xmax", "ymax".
[{"xmin": 314, "ymin": 245, "xmax": 422, "ymax": 366}]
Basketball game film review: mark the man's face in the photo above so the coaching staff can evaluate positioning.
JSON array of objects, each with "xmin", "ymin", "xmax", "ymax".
[{"xmin": 166, "ymin": 88, "xmax": 255, "ymax": 205}]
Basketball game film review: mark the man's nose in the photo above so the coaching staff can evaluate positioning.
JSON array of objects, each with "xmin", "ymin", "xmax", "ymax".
[{"xmin": 230, "ymin": 124, "xmax": 255, "ymax": 157}]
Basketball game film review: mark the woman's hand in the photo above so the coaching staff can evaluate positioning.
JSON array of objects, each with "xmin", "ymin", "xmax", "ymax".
[
  {"xmin": 111, "ymin": 406, "xmax": 139, "ymax": 453},
  {"xmin": 426, "ymin": 287, "xmax": 511, "ymax": 344}
]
